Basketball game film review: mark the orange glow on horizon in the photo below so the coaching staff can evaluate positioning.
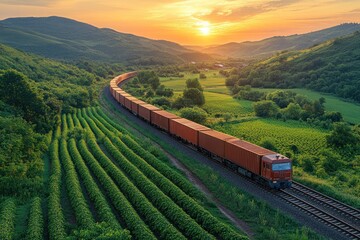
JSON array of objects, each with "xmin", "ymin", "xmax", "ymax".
[{"xmin": 0, "ymin": 0, "xmax": 359, "ymax": 45}]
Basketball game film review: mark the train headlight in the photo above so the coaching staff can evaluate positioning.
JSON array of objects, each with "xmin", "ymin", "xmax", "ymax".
[{"xmin": 273, "ymin": 181, "xmax": 277, "ymax": 183}]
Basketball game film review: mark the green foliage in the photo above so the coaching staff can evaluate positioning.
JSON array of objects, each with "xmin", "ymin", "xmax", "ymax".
[
  {"xmin": 326, "ymin": 122, "xmax": 358, "ymax": 149},
  {"xmin": 0, "ymin": 115, "xmax": 45, "ymax": 199},
  {"xmin": 229, "ymin": 32, "xmax": 360, "ymax": 103},
  {"xmin": 151, "ymin": 97, "xmax": 171, "ymax": 108},
  {"xmin": 183, "ymin": 88, "xmax": 205, "ymax": 106},
  {"xmin": 180, "ymin": 107, "xmax": 208, "ymax": 124},
  {"xmin": 281, "ymin": 103, "xmax": 303, "ymax": 120},
  {"xmin": 69, "ymin": 222, "xmax": 131, "ymax": 240},
  {"xmin": 0, "ymin": 70, "xmax": 55, "ymax": 132},
  {"xmin": 253, "ymin": 100, "xmax": 279, "ymax": 117},
  {"xmin": 259, "ymin": 138, "xmax": 278, "ymax": 152},
  {"xmin": 320, "ymin": 149, "xmax": 343, "ymax": 174},
  {"xmin": 0, "ymin": 198, "xmax": 16, "ymax": 240},
  {"xmin": 77, "ymin": 139, "xmax": 157, "ymax": 240},
  {"xmin": 186, "ymin": 78, "xmax": 203, "ymax": 91},
  {"xmin": 26, "ymin": 197, "xmax": 43, "ymax": 240},
  {"xmin": 68, "ymin": 138, "xmax": 120, "ymax": 228},
  {"xmin": 59, "ymin": 138, "xmax": 95, "ymax": 229},
  {"xmin": 48, "ymin": 139, "xmax": 67, "ymax": 240}
]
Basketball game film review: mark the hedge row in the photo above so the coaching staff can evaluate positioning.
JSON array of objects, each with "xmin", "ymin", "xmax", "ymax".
[
  {"xmin": 68, "ymin": 138, "xmax": 120, "ymax": 229},
  {"xmin": 59, "ymin": 139, "xmax": 95, "ymax": 229},
  {"xmin": 86, "ymin": 138, "xmax": 186, "ymax": 240},
  {"xmin": 26, "ymin": 197, "xmax": 43, "ymax": 240},
  {"xmin": 100, "ymin": 138, "xmax": 214, "ymax": 240},
  {"xmin": 77, "ymin": 139, "xmax": 156, "ymax": 240},
  {"xmin": 48, "ymin": 139, "xmax": 67, "ymax": 240},
  {"xmin": 0, "ymin": 198, "xmax": 16, "ymax": 240},
  {"xmin": 113, "ymin": 136, "xmax": 246, "ymax": 239}
]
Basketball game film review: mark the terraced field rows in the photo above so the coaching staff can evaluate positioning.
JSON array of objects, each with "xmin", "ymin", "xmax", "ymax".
[{"xmin": 0, "ymin": 107, "xmax": 247, "ymax": 239}]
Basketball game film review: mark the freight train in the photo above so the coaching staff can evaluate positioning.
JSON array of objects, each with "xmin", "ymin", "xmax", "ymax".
[{"xmin": 109, "ymin": 72, "xmax": 292, "ymax": 189}]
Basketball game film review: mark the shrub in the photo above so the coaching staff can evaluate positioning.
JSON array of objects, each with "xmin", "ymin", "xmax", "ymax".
[
  {"xmin": 180, "ymin": 107, "xmax": 208, "ymax": 124},
  {"xmin": 253, "ymin": 100, "xmax": 279, "ymax": 117}
]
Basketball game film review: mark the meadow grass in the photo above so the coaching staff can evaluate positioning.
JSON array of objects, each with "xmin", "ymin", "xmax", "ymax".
[{"xmin": 254, "ymin": 88, "xmax": 360, "ymax": 124}]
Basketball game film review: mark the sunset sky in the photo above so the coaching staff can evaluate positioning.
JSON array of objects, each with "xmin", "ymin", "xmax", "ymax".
[{"xmin": 0, "ymin": 0, "xmax": 359, "ymax": 45}]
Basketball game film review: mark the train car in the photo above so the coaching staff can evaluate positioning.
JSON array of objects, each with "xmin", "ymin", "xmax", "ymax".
[
  {"xmin": 169, "ymin": 118, "xmax": 210, "ymax": 146},
  {"xmin": 261, "ymin": 154, "xmax": 292, "ymax": 189},
  {"xmin": 113, "ymin": 87, "xmax": 124, "ymax": 102},
  {"xmin": 225, "ymin": 139, "xmax": 274, "ymax": 176},
  {"xmin": 109, "ymin": 72, "xmax": 292, "ymax": 189},
  {"xmin": 138, "ymin": 104, "xmax": 160, "ymax": 122},
  {"xmin": 124, "ymin": 96, "xmax": 138, "ymax": 111},
  {"xmin": 119, "ymin": 93, "xmax": 131, "ymax": 106},
  {"xmin": 198, "ymin": 130, "xmax": 237, "ymax": 159},
  {"xmin": 151, "ymin": 110, "xmax": 180, "ymax": 132},
  {"xmin": 131, "ymin": 99, "xmax": 146, "ymax": 115}
]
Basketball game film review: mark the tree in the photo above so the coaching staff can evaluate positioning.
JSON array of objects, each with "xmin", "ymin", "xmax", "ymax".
[
  {"xmin": 282, "ymin": 103, "xmax": 303, "ymax": 120},
  {"xmin": 180, "ymin": 107, "xmax": 208, "ymax": 124},
  {"xmin": 253, "ymin": 100, "xmax": 279, "ymax": 117},
  {"xmin": 183, "ymin": 88, "xmax": 205, "ymax": 106},
  {"xmin": 186, "ymin": 78, "xmax": 203, "ymax": 91},
  {"xmin": 326, "ymin": 122, "xmax": 358, "ymax": 148},
  {"xmin": 320, "ymin": 149, "xmax": 342, "ymax": 174},
  {"xmin": 0, "ymin": 70, "xmax": 55, "ymax": 132}
]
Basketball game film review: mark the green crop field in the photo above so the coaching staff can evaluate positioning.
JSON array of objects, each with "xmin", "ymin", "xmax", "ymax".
[
  {"xmin": 213, "ymin": 118, "xmax": 328, "ymax": 155},
  {"xmin": 0, "ymin": 107, "xmax": 247, "ymax": 240}
]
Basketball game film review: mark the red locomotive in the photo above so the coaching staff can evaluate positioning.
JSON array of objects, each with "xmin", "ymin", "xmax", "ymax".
[{"xmin": 109, "ymin": 72, "xmax": 292, "ymax": 189}]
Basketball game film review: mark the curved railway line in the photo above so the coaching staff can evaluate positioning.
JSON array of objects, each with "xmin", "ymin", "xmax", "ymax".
[{"xmin": 110, "ymin": 72, "xmax": 360, "ymax": 240}]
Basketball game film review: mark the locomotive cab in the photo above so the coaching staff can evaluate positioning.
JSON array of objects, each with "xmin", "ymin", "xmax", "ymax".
[{"xmin": 261, "ymin": 154, "xmax": 292, "ymax": 189}]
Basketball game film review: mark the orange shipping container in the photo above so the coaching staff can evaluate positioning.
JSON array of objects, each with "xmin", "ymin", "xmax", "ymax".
[
  {"xmin": 124, "ymin": 96, "xmax": 138, "ymax": 110},
  {"xmin": 169, "ymin": 118, "xmax": 210, "ymax": 145},
  {"xmin": 119, "ymin": 93, "xmax": 131, "ymax": 106},
  {"xmin": 225, "ymin": 139, "xmax": 275, "ymax": 175},
  {"xmin": 151, "ymin": 110, "xmax": 180, "ymax": 131},
  {"xmin": 138, "ymin": 104, "xmax": 160, "ymax": 122},
  {"xmin": 199, "ymin": 130, "xmax": 236, "ymax": 158},
  {"xmin": 131, "ymin": 99, "xmax": 146, "ymax": 114}
]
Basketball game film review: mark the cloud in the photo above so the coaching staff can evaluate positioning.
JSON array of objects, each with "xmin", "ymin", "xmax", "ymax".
[
  {"xmin": 0, "ymin": 0, "xmax": 58, "ymax": 6},
  {"xmin": 197, "ymin": 0, "xmax": 301, "ymax": 23}
]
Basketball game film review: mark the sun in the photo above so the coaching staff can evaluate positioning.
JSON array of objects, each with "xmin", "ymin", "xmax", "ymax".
[
  {"xmin": 199, "ymin": 26, "xmax": 210, "ymax": 35},
  {"xmin": 197, "ymin": 21, "xmax": 211, "ymax": 36}
]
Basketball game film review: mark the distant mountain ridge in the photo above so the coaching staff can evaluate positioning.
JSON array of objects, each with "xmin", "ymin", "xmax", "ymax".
[
  {"xmin": 203, "ymin": 23, "xmax": 360, "ymax": 59},
  {"xmin": 0, "ymin": 16, "xmax": 211, "ymax": 64}
]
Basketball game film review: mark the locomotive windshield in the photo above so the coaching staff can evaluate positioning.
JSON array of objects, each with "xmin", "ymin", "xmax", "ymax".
[{"xmin": 272, "ymin": 162, "xmax": 291, "ymax": 171}]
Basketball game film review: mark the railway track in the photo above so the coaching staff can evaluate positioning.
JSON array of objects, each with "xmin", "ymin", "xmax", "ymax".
[{"xmin": 278, "ymin": 183, "xmax": 360, "ymax": 240}]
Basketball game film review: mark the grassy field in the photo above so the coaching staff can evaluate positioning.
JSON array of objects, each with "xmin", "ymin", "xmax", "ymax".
[
  {"xmin": 161, "ymin": 71, "xmax": 360, "ymax": 124},
  {"xmin": 254, "ymin": 88, "xmax": 360, "ymax": 124}
]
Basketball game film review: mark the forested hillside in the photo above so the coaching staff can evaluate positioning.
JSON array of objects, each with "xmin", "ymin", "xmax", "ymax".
[
  {"xmin": 227, "ymin": 32, "xmax": 360, "ymax": 102},
  {"xmin": 0, "ymin": 16, "xmax": 211, "ymax": 64},
  {"xmin": 204, "ymin": 23, "xmax": 360, "ymax": 59},
  {"xmin": 0, "ymin": 43, "xmax": 119, "ymax": 200}
]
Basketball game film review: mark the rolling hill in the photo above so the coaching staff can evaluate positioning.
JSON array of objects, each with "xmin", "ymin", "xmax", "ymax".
[
  {"xmin": 204, "ymin": 23, "xmax": 360, "ymax": 59},
  {"xmin": 230, "ymin": 32, "xmax": 360, "ymax": 102},
  {"xmin": 0, "ymin": 16, "xmax": 211, "ymax": 64}
]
